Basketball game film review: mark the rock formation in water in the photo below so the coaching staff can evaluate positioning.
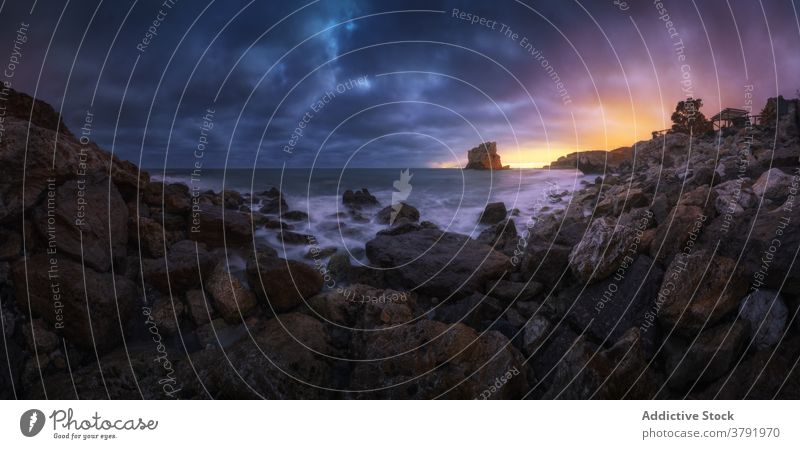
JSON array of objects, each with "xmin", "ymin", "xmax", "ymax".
[{"xmin": 464, "ymin": 141, "xmax": 510, "ymax": 170}]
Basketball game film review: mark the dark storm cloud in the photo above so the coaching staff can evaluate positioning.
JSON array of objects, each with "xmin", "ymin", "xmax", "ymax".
[{"xmin": 0, "ymin": 0, "xmax": 797, "ymax": 168}]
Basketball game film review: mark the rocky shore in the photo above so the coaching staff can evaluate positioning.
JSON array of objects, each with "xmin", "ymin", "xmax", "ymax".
[{"xmin": 1, "ymin": 89, "xmax": 798, "ymax": 399}]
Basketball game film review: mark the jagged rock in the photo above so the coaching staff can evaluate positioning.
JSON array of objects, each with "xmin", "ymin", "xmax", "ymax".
[
  {"xmin": 206, "ymin": 263, "xmax": 258, "ymax": 323},
  {"xmin": 569, "ymin": 217, "xmax": 635, "ymax": 284},
  {"xmin": 738, "ymin": 289, "xmax": 788, "ymax": 351},
  {"xmin": 12, "ymin": 254, "xmax": 138, "ymax": 351},
  {"xmin": 366, "ymin": 228, "xmax": 510, "ymax": 298},
  {"xmin": 464, "ymin": 142, "xmax": 510, "ymax": 170}
]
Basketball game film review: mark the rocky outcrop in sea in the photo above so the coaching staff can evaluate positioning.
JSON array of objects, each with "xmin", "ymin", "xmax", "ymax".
[{"xmin": 464, "ymin": 141, "xmax": 510, "ymax": 170}]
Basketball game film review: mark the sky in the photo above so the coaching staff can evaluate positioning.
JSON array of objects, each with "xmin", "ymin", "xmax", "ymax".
[{"xmin": 1, "ymin": 0, "xmax": 798, "ymax": 169}]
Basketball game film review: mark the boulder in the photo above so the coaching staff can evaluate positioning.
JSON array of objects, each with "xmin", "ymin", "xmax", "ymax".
[
  {"xmin": 149, "ymin": 297, "xmax": 185, "ymax": 336},
  {"xmin": 342, "ymin": 188, "xmax": 379, "ymax": 209},
  {"xmin": 649, "ymin": 204, "xmax": 707, "ymax": 265},
  {"xmin": 569, "ymin": 217, "xmax": 635, "ymax": 284},
  {"xmin": 349, "ymin": 320, "xmax": 526, "ymax": 399},
  {"xmin": 376, "ymin": 202, "xmax": 419, "ymax": 224},
  {"xmin": 658, "ymin": 250, "xmax": 748, "ymax": 335},
  {"xmin": 478, "ymin": 202, "xmax": 507, "ymax": 224},
  {"xmin": 32, "ymin": 177, "xmax": 128, "ymax": 272},
  {"xmin": 277, "ymin": 230, "xmax": 314, "ymax": 245},
  {"xmin": 246, "ymin": 252, "xmax": 323, "ymax": 312},
  {"xmin": 433, "ymin": 293, "xmax": 505, "ymax": 330},
  {"xmin": 544, "ymin": 328, "xmax": 654, "ymax": 399},
  {"xmin": 752, "ymin": 168, "xmax": 794, "ymax": 202},
  {"xmin": 698, "ymin": 336, "xmax": 800, "ymax": 399},
  {"xmin": 714, "ymin": 178, "xmax": 755, "ymax": 217},
  {"xmin": 477, "ymin": 219, "xmax": 517, "ymax": 250},
  {"xmin": 186, "ymin": 313, "xmax": 335, "ymax": 399},
  {"xmin": 206, "ymin": 263, "xmax": 258, "ymax": 323},
  {"xmin": 134, "ymin": 216, "xmax": 168, "ymax": 258},
  {"xmin": 12, "ymin": 254, "xmax": 138, "ymax": 351},
  {"xmin": 0, "ymin": 89, "xmax": 147, "ymax": 223},
  {"xmin": 281, "ymin": 210, "xmax": 309, "ymax": 221},
  {"xmin": 566, "ymin": 256, "xmax": 664, "ymax": 348},
  {"xmin": 257, "ymin": 187, "xmax": 288, "ymax": 214},
  {"xmin": 734, "ymin": 194, "xmax": 800, "ymax": 294},
  {"xmin": 188, "ymin": 205, "xmax": 254, "ymax": 248},
  {"xmin": 663, "ymin": 321, "xmax": 749, "ymax": 390},
  {"xmin": 142, "ymin": 240, "xmax": 214, "ymax": 293},
  {"xmin": 488, "ymin": 279, "xmax": 543, "ymax": 303},
  {"xmin": 366, "ymin": 228, "xmax": 510, "ymax": 298},
  {"xmin": 306, "ymin": 284, "xmax": 415, "ymax": 328},
  {"xmin": 22, "ymin": 318, "xmax": 60, "ymax": 353},
  {"xmin": 143, "ymin": 182, "xmax": 191, "ymax": 213},
  {"xmin": 184, "ymin": 289, "xmax": 212, "ymax": 325},
  {"xmin": 520, "ymin": 242, "xmax": 573, "ymax": 286},
  {"xmin": 738, "ymin": 289, "xmax": 788, "ymax": 351}
]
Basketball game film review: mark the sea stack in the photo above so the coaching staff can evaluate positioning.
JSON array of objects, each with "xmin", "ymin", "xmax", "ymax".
[{"xmin": 464, "ymin": 141, "xmax": 510, "ymax": 170}]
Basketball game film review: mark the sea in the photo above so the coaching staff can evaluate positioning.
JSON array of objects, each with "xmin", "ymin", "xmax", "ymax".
[{"xmin": 153, "ymin": 168, "xmax": 595, "ymax": 262}]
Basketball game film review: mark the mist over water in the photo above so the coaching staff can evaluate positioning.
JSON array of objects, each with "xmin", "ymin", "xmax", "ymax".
[{"xmin": 156, "ymin": 168, "xmax": 595, "ymax": 262}]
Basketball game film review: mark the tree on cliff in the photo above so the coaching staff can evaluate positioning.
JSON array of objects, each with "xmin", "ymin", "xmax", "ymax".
[{"xmin": 670, "ymin": 97, "xmax": 713, "ymax": 134}]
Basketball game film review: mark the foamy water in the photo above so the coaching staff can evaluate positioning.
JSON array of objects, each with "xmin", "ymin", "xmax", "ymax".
[{"xmin": 154, "ymin": 168, "xmax": 595, "ymax": 262}]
